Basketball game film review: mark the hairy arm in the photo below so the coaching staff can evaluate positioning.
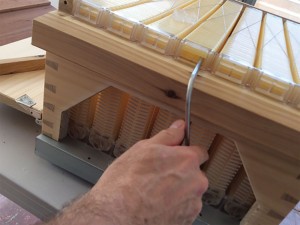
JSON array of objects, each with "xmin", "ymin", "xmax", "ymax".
[{"xmin": 41, "ymin": 120, "xmax": 209, "ymax": 225}]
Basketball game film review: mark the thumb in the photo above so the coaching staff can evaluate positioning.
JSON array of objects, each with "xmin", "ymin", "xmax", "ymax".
[{"xmin": 147, "ymin": 120, "xmax": 185, "ymax": 146}]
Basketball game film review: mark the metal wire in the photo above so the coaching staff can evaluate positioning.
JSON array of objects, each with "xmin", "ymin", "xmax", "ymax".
[{"xmin": 184, "ymin": 59, "xmax": 202, "ymax": 146}]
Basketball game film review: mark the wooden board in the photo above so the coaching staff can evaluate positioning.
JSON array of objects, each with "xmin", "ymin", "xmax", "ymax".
[
  {"xmin": 255, "ymin": 0, "xmax": 300, "ymax": 23},
  {"xmin": 0, "ymin": 5, "xmax": 55, "ymax": 46},
  {"xmin": 0, "ymin": 38, "xmax": 45, "ymax": 75},
  {"xmin": 0, "ymin": 0, "xmax": 50, "ymax": 13},
  {"xmin": 0, "ymin": 70, "xmax": 45, "ymax": 118}
]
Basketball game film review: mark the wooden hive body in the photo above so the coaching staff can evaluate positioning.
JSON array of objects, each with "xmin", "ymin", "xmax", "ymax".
[{"xmin": 32, "ymin": 0, "xmax": 300, "ymax": 223}]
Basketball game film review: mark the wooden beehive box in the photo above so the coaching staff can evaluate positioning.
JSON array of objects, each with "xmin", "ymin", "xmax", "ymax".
[{"xmin": 32, "ymin": 0, "xmax": 300, "ymax": 223}]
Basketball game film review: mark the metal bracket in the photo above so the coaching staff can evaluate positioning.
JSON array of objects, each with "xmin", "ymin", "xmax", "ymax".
[
  {"xmin": 16, "ymin": 94, "xmax": 36, "ymax": 107},
  {"xmin": 15, "ymin": 94, "xmax": 42, "ymax": 121}
]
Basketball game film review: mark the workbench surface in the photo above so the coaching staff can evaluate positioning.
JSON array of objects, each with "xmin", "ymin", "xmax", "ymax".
[{"xmin": 0, "ymin": 103, "xmax": 91, "ymax": 220}]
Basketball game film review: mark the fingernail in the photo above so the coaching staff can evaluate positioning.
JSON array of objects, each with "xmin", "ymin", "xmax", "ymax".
[{"xmin": 170, "ymin": 120, "xmax": 184, "ymax": 128}]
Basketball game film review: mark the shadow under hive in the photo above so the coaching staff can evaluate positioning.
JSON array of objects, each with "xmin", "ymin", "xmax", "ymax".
[{"xmin": 32, "ymin": 0, "xmax": 300, "ymax": 223}]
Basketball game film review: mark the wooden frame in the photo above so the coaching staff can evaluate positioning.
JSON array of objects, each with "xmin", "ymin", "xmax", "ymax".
[{"xmin": 32, "ymin": 11, "xmax": 300, "ymax": 222}]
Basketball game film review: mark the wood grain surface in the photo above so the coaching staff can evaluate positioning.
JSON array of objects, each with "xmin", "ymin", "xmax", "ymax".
[
  {"xmin": 0, "ymin": 38, "xmax": 45, "ymax": 75},
  {"xmin": 0, "ymin": 70, "xmax": 44, "ymax": 117},
  {"xmin": 0, "ymin": 0, "xmax": 50, "ymax": 13},
  {"xmin": 0, "ymin": 5, "xmax": 54, "ymax": 46}
]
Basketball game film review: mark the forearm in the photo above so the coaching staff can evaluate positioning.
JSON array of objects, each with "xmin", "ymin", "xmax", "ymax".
[
  {"xmin": 38, "ymin": 120, "xmax": 208, "ymax": 225},
  {"xmin": 41, "ymin": 192, "xmax": 116, "ymax": 225}
]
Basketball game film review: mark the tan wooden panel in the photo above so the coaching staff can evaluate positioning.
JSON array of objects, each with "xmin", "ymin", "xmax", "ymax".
[
  {"xmin": 42, "ymin": 53, "xmax": 109, "ymax": 140},
  {"xmin": 237, "ymin": 141, "xmax": 300, "ymax": 217},
  {"xmin": 0, "ymin": 70, "xmax": 44, "ymax": 118},
  {"xmin": 0, "ymin": 0, "xmax": 50, "ymax": 13},
  {"xmin": 255, "ymin": 0, "xmax": 300, "ymax": 23},
  {"xmin": 241, "ymin": 201, "xmax": 283, "ymax": 225},
  {"xmin": 0, "ymin": 38, "xmax": 45, "ymax": 75}
]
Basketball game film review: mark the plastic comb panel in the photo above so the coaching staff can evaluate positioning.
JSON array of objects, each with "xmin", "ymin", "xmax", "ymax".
[
  {"xmin": 89, "ymin": 87, "xmax": 129, "ymax": 152},
  {"xmin": 224, "ymin": 167, "xmax": 255, "ymax": 219},
  {"xmin": 107, "ymin": 0, "xmax": 194, "ymax": 40},
  {"xmin": 68, "ymin": 96, "xmax": 97, "ymax": 140},
  {"xmin": 203, "ymin": 136, "xmax": 242, "ymax": 206},
  {"xmin": 114, "ymin": 96, "xmax": 158, "ymax": 157},
  {"xmin": 150, "ymin": 108, "xmax": 179, "ymax": 137},
  {"xmin": 141, "ymin": 0, "xmax": 222, "ymax": 55},
  {"xmin": 213, "ymin": 7, "xmax": 262, "ymax": 85},
  {"xmin": 176, "ymin": 0, "xmax": 242, "ymax": 66},
  {"xmin": 190, "ymin": 124, "xmax": 216, "ymax": 151},
  {"xmin": 73, "ymin": 0, "xmax": 148, "ymax": 27},
  {"xmin": 252, "ymin": 13, "xmax": 294, "ymax": 101},
  {"xmin": 284, "ymin": 20, "xmax": 300, "ymax": 84}
]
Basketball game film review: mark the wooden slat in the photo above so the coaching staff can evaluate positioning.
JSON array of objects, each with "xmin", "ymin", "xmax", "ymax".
[
  {"xmin": 255, "ymin": 0, "xmax": 300, "ymax": 23},
  {"xmin": 237, "ymin": 141, "xmax": 300, "ymax": 217},
  {"xmin": 0, "ymin": 38, "xmax": 45, "ymax": 75},
  {"xmin": 0, "ymin": 0, "xmax": 50, "ymax": 13},
  {"xmin": 42, "ymin": 53, "xmax": 109, "ymax": 140},
  {"xmin": 0, "ymin": 70, "xmax": 44, "ymax": 117},
  {"xmin": 0, "ymin": 5, "xmax": 55, "ymax": 46},
  {"xmin": 241, "ymin": 201, "xmax": 283, "ymax": 225}
]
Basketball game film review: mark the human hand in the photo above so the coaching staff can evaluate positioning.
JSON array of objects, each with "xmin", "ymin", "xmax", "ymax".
[{"xmin": 89, "ymin": 119, "xmax": 209, "ymax": 225}]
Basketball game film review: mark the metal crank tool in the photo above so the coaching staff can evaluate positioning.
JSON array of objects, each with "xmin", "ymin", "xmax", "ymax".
[{"xmin": 184, "ymin": 59, "xmax": 202, "ymax": 146}]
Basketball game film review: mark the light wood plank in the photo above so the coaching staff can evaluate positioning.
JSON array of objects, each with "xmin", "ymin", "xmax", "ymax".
[
  {"xmin": 42, "ymin": 53, "xmax": 109, "ymax": 140},
  {"xmin": 236, "ymin": 141, "xmax": 300, "ymax": 217},
  {"xmin": 255, "ymin": 0, "xmax": 300, "ymax": 23},
  {"xmin": 0, "ymin": 70, "xmax": 44, "ymax": 117},
  {"xmin": 0, "ymin": 38, "xmax": 45, "ymax": 75},
  {"xmin": 0, "ymin": 0, "xmax": 50, "ymax": 13},
  {"xmin": 241, "ymin": 201, "xmax": 283, "ymax": 225}
]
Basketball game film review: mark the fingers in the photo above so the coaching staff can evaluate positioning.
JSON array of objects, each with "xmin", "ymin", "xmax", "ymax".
[{"xmin": 147, "ymin": 120, "xmax": 185, "ymax": 146}]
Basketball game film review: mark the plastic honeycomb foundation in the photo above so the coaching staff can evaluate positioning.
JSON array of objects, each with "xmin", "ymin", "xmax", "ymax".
[
  {"xmin": 176, "ymin": 0, "xmax": 242, "ymax": 65},
  {"xmin": 89, "ymin": 87, "xmax": 129, "ymax": 152},
  {"xmin": 141, "ymin": 0, "xmax": 222, "ymax": 55},
  {"xmin": 202, "ymin": 136, "xmax": 242, "ymax": 206}
]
